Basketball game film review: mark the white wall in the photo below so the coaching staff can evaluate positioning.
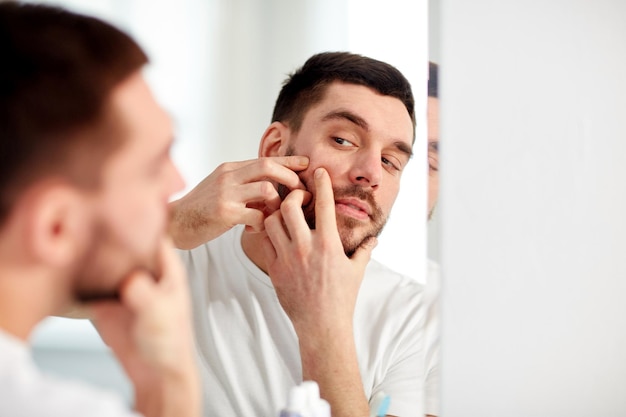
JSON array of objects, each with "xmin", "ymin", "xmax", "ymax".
[{"xmin": 439, "ymin": 0, "xmax": 626, "ymax": 415}]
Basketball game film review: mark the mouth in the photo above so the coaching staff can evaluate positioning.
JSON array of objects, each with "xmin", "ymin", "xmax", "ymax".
[{"xmin": 335, "ymin": 198, "xmax": 371, "ymax": 221}]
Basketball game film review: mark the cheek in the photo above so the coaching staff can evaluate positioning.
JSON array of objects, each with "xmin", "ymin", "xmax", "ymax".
[
  {"xmin": 382, "ymin": 186, "xmax": 400, "ymax": 214},
  {"xmin": 428, "ymin": 175, "xmax": 439, "ymax": 204},
  {"xmin": 101, "ymin": 189, "xmax": 166, "ymax": 251}
]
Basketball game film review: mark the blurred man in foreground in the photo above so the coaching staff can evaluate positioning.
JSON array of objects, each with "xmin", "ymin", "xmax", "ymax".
[{"xmin": 0, "ymin": 3, "xmax": 200, "ymax": 416}]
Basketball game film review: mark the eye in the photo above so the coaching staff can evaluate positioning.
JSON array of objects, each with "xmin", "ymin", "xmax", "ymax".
[
  {"xmin": 382, "ymin": 156, "xmax": 401, "ymax": 171},
  {"xmin": 333, "ymin": 137, "xmax": 354, "ymax": 147},
  {"xmin": 428, "ymin": 142, "xmax": 439, "ymax": 173},
  {"xmin": 428, "ymin": 154, "xmax": 439, "ymax": 173}
]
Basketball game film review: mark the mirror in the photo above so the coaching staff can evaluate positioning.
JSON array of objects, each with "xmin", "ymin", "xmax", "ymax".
[{"xmin": 29, "ymin": 0, "xmax": 436, "ymax": 412}]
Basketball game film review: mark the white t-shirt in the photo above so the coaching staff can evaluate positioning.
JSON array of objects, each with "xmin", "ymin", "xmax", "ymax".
[
  {"xmin": 180, "ymin": 225, "xmax": 427, "ymax": 417},
  {"xmin": 424, "ymin": 259, "xmax": 441, "ymax": 416},
  {"xmin": 0, "ymin": 329, "xmax": 140, "ymax": 417}
]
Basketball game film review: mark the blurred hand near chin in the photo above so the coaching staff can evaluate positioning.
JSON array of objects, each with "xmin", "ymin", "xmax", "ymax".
[{"xmin": 90, "ymin": 238, "xmax": 201, "ymax": 417}]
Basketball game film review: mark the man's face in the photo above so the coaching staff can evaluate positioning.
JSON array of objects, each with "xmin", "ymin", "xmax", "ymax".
[
  {"xmin": 280, "ymin": 82, "xmax": 414, "ymax": 256},
  {"xmin": 74, "ymin": 73, "xmax": 184, "ymax": 301},
  {"xmin": 427, "ymin": 96, "xmax": 439, "ymax": 219}
]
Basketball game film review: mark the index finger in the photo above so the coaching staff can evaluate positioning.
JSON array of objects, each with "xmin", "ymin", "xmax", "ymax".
[
  {"xmin": 313, "ymin": 167, "xmax": 338, "ymax": 234},
  {"xmin": 251, "ymin": 156, "xmax": 309, "ymax": 191},
  {"xmin": 265, "ymin": 155, "xmax": 309, "ymax": 171},
  {"xmin": 154, "ymin": 237, "xmax": 186, "ymax": 289}
]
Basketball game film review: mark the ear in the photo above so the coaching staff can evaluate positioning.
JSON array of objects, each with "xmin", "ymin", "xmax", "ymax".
[
  {"xmin": 26, "ymin": 183, "xmax": 90, "ymax": 268},
  {"xmin": 258, "ymin": 121, "xmax": 291, "ymax": 158}
]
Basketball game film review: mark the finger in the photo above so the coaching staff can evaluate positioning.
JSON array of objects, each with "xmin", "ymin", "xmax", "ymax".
[
  {"xmin": 90, "ymin": 301, "xmax": 125, "ymax": 328},
  {"xmin": 236, "ymin": 156, "xmax": 308, "ymax": 191},
  {"xmin": 151, "ymin": 238, "xmax": 186, "ymax": 290},
  {"xmin": 350, "ymin": 236, "xmax": 378, "ymax": 265},
  {"xmin": 268, "ymin": 155, "xmax": 309, "ymax": 171},
  {"xmin": 279, "ymin": 189, "xmax": 311, "ymax": 245},
  {"xmin": 89, "ymin": 302, "xmax": 132, "ymax": 349},
  {"xmin": 120, "ymin": 270, "xmax": 158, "ymax": 313},
  {"xmin": 264, "ymin": 210, "xmax": 291, "ymax": 253},
  {"xmin": 313, "ymin": 167, "xmax": 338, "ymax": 234},
  {"xmin": 240, "ymin": 208, "xmax": 266, "ymax": 232},
  {"xmin": 260, "ymin": 234, "xmax": 277, "ymax": 268},
  {"xmin": 236, "ymin": 181, "xmax": 282, "ymax": 213},
  {"xmin": 213, "ymin": 157, "xmax": 281, "ymax": 173}
]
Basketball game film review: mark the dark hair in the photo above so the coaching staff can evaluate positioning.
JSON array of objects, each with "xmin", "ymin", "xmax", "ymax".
[
  {"xmin": 272, "ymin": 51, "xmax": 415, "ymax": 138},
  {"xmin": 0, "ymin": 2, "xmax": 148, "ymax": 224},
  {"xmin": 428, "ymin": 61, "xmax": 438, "ymax": 98}
]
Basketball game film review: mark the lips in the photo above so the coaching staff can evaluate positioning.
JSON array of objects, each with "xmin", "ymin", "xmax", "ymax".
[{"xmin": 335, "ymin": 198, "xmax": 371, "ymax": 220}]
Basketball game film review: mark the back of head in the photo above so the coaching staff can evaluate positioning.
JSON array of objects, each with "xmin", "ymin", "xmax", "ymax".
[
  {"xmin": 272, "ymin": 51, "xmax": 416, "ymax": 137},
  {"xmin": 428, "ymin": 61, "xmax": 438, "ymax": 98},
  {"xmin": 0, "ymin": 2, "xmax": 148, "ymax": 225}
]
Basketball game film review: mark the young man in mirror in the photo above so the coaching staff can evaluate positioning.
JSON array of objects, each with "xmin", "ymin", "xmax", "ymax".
[
  {"xmin": 0, "ymin": 3, "xmax": 200, "ymax": 416},
  {"xmin": 169, "ymin": 52, "xmax": 429, "ymax": 417},
  {"xmin": 425, "ymin": 60, "xmax": 441, "ymax": 417}
]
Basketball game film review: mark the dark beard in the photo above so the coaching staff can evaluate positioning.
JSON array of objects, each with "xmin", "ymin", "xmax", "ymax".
[
  {"xmin": 71, "ymin": 219, "xmax": 160, "ymax": 304},
  {"xmin": 277, "ymin": 171, "xmax": 386, "ymax": 257},
  {"xmin": 278, "ymin": 146, "xmax": 387, "ymax": 256}
]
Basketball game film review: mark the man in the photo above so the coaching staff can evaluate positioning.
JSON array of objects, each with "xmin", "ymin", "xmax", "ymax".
[
  {"xmin": 170, "ymin": 52, "xmax": 426, "ymax": 417},
  {"xmin": 425, "ymin": 60, "xmax": 441, "ymax": 417},
  {"xmin": 427, "ymin": 61, "xmax": 440, "ymax": 220},
  {"xmin": 0, "ymin": 3, "xmax": 200, "ymax": 416}
]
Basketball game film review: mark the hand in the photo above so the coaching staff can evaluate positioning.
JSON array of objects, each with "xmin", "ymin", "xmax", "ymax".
[
  {"xmin": 90, "ymin": 238, "xmax": 200, "ymax": 417},
  {"xmin": 169, "ymin": 156, "xmax": 309, "ymax": 249},
  {"xmin": 261, "ymin": 167, "xmax": 377, "ymax": 417},
  {"xmin": 261, "ymin": 167, "xmax": 376, "ymax": 334}
]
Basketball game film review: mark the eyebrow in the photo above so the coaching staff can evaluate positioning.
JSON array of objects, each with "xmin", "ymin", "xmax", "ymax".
[
  {"xmin": 322, "ymin": 110, "xmax": 414, "ymax": 158},
  {"xmin": 322, "ymin": 110, "xmax": 370, "ymax": 131}
]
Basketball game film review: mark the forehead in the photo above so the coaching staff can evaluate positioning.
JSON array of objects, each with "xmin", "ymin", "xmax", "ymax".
[
  {"xmin": 113, "ymin": 72, "xmax": 171, "ymax": 142},
  {"xmin": 96, "ymin": 72, "xmax": 172, "ymax": 187},
  {"xmin": 105, "ymin": 73, "xmax": 172, "ymax": 160},
  {"xmin": 304, "ymin": 82, "xmax": 414, "ymax": 147},
  {"xmin": 427, "ymin": 96, "xmax": 439, "ymax": 142}
]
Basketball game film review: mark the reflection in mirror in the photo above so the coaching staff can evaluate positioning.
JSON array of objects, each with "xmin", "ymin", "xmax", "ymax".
[
  {"xmin": 25, "ymin": 0, "xmax": 433, "ymax": 415},
  {"xmin": 425, "ymin": 1, "xmax": 441, "ymax": 415},
  {"xmin": 425, "ymin": 60, "xmax": 441, "ymax": 417}
]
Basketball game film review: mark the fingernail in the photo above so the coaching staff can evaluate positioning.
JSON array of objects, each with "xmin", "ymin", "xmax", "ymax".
[
  {"xmin": 314, "ymin": 167, "xmax": 324, "ymax": 178},
  {"xmin": 298, "ymin": 156, "xmax": 309, "ymax": 165}
]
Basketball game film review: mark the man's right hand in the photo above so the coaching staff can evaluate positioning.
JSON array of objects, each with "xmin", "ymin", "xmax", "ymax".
[{"xmin": 168, "ymin": 156, "xmax": 309, "ymax": 249}]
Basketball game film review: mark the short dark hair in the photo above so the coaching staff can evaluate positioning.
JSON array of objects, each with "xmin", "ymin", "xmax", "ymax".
[
  {"xmin": 272, "ymin": 51, "xmax": 415, "ymax": 138},
  {"xmin": 0, "ymin": 2, "xmax": 148, "ymax": 225},
  {"xmin": 428, "ymin": 61, "xmax": 438, "ymax": 98}
]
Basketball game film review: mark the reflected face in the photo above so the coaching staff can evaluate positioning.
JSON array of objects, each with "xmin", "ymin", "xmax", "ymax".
[
  {"xmin": 281, "ymin": 82, "xmax": 414, "ymax": 256},
  {"xmin": 427, "ymin": 96, "xmax": 439, "ymax": 219},
  {"xmin": 74, "ymin": 73, "xmax": 184, "ymax": 301}
]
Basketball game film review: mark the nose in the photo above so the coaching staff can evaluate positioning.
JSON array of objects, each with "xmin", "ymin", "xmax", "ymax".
[
  {"xmin": 166, "ymin": 158, "xmax": 186, "ymax": 196},
  {"xmin": 349, "ymin": 149, "xmax": 382, "ymax": 189}
]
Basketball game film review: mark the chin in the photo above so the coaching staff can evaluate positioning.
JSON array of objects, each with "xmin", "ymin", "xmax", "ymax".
[
  {"xmin": 338, "ymin": 226, "xmax": 378, "ymax": 258},
  {"xmin": 74, "ymin": 288, "xmax": 120, "ymax": 303}
]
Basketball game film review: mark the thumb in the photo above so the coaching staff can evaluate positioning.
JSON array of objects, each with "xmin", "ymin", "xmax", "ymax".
[
  {"xmin": 351, "ymin": 236, "xmax": 378, "ymax": 266},
  {"xmin": 120, "ymin": 270, "xmax": 157, "ymax": 313}
]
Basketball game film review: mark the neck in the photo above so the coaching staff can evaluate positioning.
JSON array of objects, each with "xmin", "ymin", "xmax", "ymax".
[
  {"xmin": 240, "ymin": 229, "xmax": 270, "ymax": 274},
  {"xmin": 0, "ymin": 266, "xmax": 68, "ymax": 342}
]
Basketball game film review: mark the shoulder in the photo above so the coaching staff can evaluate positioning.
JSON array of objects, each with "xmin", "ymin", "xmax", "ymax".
[
  {"xmin": 0, "ymin": 351, "xmax": 139, "ymax": 416},
  {"xmin": 362, "ymin": 258, "xmax": 426, "ymax": 299},
  {"xmin": 177, "ymin": 226, "xmax": 241, "ymax": 271},
  {"xmin": 356, "ymin": 258, "xmax": 426, "ymax": 326}
]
